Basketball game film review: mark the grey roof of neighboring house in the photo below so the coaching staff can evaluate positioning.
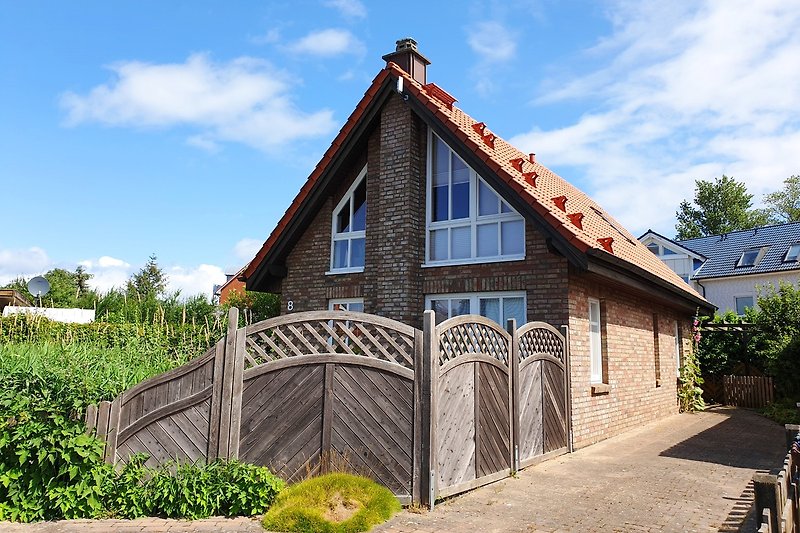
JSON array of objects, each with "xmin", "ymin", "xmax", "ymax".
[{"xmin": 678, "ymin": 222, "xmax": 800, "ymax": 279}]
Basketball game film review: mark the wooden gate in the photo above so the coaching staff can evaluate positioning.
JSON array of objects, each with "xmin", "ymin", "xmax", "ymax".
[
  {"xmin": 429, "ymin": 315, "xmax": 513, "ymax": 499},
  {"xmin": 236, "ymin": 311, "xmax": 421, "ymax": 504},
  {"xmin": 514, "ymin": 322, "xmax": 570, "ymax": 468}
]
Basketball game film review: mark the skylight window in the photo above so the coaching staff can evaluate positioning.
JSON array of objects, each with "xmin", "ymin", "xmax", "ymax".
[
  {"xmin": 737, "ymin": 247, "xmax": 763, "ymax": 267},
  {"xmin": 785, "ymin": 243, "xmax": 800, "ymax": 262}
]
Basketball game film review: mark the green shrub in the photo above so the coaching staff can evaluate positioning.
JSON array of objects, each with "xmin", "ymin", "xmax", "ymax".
[
  {"xmin": 105, "ymin": 455, "xmax": 283, "ymax": 519},
  {"xmin": 759, "ymin": 399, "xmax": 800, "ymax": 426},
  {"xmin": 0, "ymin": 370, "xmax": 114, "ymax": 522},
  {"xmin": 262, "ymin": 473, "xmax": 401, "ymax": 533}
]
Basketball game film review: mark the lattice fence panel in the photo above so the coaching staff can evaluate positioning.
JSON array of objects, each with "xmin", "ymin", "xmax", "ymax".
[
  {"xmin": 243, "ymin": 313, "xmax": 416, "ymax": 370},
  {"xmin": 438, "ymin": 322, "xmax": 509, "ymax": 366},
  {"xmin": 519, "ymin": 327, "xmax": 564, "ymax": 362}
]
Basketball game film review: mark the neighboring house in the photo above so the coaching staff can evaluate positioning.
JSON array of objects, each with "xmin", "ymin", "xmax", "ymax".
[
  {"xmin": 214, "ymin": 267, "xmax": 247, "ymax": 305},
  {"xmin": 242, "ymin": 39, "xmax": 713, "ymax": 448},
  {"xmin": 0, "ymin": 289, "xmax": 32, "ymax": 312},
  {"xmin": 641, "ymin": 223, "xmax": 800, "ymax": 315}
]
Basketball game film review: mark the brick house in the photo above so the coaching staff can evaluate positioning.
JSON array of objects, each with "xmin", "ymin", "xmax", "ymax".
[{"xmin": 242, "ymin": 39, "xmax": 713, "ymax": 448}]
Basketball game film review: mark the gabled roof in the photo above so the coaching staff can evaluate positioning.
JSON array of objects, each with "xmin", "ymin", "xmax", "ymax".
[
  {"xmin": 244, "ymin": 63, "xmax": 709, "ymax": 311},
  {"xmin": 639, "ymin": 229, "xmax": 706, "ymax": 260},
  {"xmin": 678, "ymin": 222, "xmax": 800, "ymax": 279}
]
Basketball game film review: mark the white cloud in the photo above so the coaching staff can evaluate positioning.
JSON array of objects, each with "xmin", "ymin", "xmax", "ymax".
[
  {"xmin": 323, "ymin": 0, "xmax": 366, "ymax": 19},
  {"xmin": 97, "ymin": 256, "xmax": 130, "ymax": 268},
  {"xmin": 167, "ymin": 264, "xmax": 227, "ymax": 297},
  {"xmin": 61, "ymin": 53, "xmax": 337, "ymax": 152},
  {"xmin": 250, "ymin": 28, "xmax": 282, "ymax": 45},
  {"xmin": 233, "ymin": 238, "xmax": 262, "ymax": 263},
  {"xmin": 467, "ymin": 21, "xmax": 517, "ymax": 62},
  {"xmin": 510, "ymin": 0, "xmax": 800, "ymax": 237},
  {"xmin": 0, "ymin": 247, "xmax": 51, "ymax": 285},
  {"xmin": 287, "ymin": 29, "xmax": 365, "ymax": 57}
]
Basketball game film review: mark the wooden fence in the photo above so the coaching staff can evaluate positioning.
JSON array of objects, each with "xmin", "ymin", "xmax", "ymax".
[
  {"xmin": 85, "ymin": 308, "xmax": 571, "ymax": 507},
  {"xmin": 755, "ymin": 425, "xmax": 800, "ymax": 533},
  {"xmin": 723, "ymin": 375, "xmax": 774, "ymax": 408}
]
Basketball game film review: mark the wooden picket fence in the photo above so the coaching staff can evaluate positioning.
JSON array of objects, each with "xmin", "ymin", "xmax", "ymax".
[
  {"xmin": 85, "ymin": 308, "xmax": 572, "ymax": 507},
  {"xmin": 723, "ymin": 375, "xmax": 774, "ymax": 408},
  {"xmin": 755, "ymin": 425, "xmax": 800, "ymax": 533}
]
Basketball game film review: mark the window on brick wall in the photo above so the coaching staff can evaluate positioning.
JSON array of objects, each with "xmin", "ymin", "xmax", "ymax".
[
  {"xmin": 589, "ymin": 298, "xmax": 604, "ymax": 383},
  {"xmin": 328, "ymin": 298, "xmax": 364, "ymax": 312},
  {"xmin": 425, "ymin": 291, "xmax": 526, "ymax": 326},
  {"xmin": 425, "ymin": 133, "xmax": 525, "ymax": 266},
  {"xmin": 330, "ymin": 165, "xmax": 367, "ymax": 274}
]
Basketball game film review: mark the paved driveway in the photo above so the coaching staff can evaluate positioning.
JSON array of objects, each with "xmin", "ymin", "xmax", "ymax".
[{"xmin": 1, "ymin": 407, "xmax": 787, "ymax": 533}]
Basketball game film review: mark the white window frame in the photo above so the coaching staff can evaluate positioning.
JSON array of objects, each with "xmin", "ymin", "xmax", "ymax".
[
  {"xmin": 328, "ymin": 165, "xmax": 367, "ymax": 275},
  {"xmin": 785, "ymin": 243, "xmax": 800, "ymax": 262},
  {"xmin": 737, "ymin": 247, "xmax": 765, "ymax": 267},
  {"xmin": 328, "ymin": 298, "xmax": 365, "ymax": 312},
  {"xmin": 424, "ymin": 132, "xmax": 525, "ymax": 267},
  {"xmin": 674, "ymin": 321, "xmax": 682, "ymax": 376},
  {"xmin": 424, "ymin": 291, "xmax": 526, "ymax": 326},
  {"xmin": 734, "ymin": 295, "xmax": 754, "ymax": 316},
  {"xmin": 589, "ymin": 298, "xmax": 603, "ymax": 384}
]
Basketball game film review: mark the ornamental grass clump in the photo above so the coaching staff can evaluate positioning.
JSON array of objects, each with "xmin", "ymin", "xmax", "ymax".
[{"xmin": 262, "ymin": 473, "xmax": 401, "ymax": 533}]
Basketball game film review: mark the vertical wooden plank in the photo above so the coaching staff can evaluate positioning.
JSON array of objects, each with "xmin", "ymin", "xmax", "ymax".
[
  {"xmin": 217, "ymin": 307, "xmax": 239, "ymax": 459},
  {"xmin": 321, "ymin": 362, "xmax": 335, "ymax": 473},
  {"xmin": 227, "ymin": 326, "xmax": 246, "ymax": 460},
  {"xmin": 96, "ymin": 400, "xmax": 111, "ymax": 443},
  {"xmin": 561, "ymin": 325, "xmax": 574, "ymax": 453},
  {"xmin": 507, "ymin": 319, "xmax": 519, "ymax": 473},
  {"xmin": 104, "ymin": 397, "xmax": 122, "ymax": 465},
  {"xmin": 754, "ymin": 473, "xmax": 778, "ymax": 533},
  {"xmin": 473, "ymin": 357, "xmax": 481, "ymax": 479},
  {"xmin": 420, "ymin": 310, "xmax": 437, "ymax": 509},
  {"xmin": 84, "ymin": 404, "xmax": 98, "ymax": 436},
  {"xmin": 412, "ymin": 329, "xmax": 424, "ymax": 505},
  {"xmin": 207, "ymin": 338, "xmax": 226, "ymax": 461}
]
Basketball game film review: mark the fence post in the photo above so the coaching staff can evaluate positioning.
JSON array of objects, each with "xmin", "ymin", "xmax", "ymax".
[
  {"xmin": 207, "ymin": 337, "xmax": 226, "ymax": 461},
  {"xmin": 227, "ymin": 326, "xmax": 246, "ymax": 460},
  {"xmin": 104, "ymin": 398, "xmax": 121, "ymax": 464},
  {"xmin": 507, "ymin": 319, "xmax": 519, "ymax": 474},
  {"xmin": 84, "ymin": 403, "xmax": 98, "ymax": 436},
  {"xmin": 213, "ymin": 307, "xmax": 241, "ymax": 460},
  {"xmin": 561, "ymin": 325, "xmax": 574, "ymax": 453},
  {"xmin": 754, "ymin": 473, "xmax": 779, "ymax": 533},
  {"xmin": 786, "ymin": 424, "xmax": 799, "ymax": 451},
  {"xmin": 412, "ymin": 328, "xmax": 424, "ymax": 505},
  {"xmin": 419, "ymin": 310, "xmax": 438, "ymax": 510}
]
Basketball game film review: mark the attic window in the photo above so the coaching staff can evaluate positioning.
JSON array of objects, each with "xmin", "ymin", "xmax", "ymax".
[
  {"xmin": 737, "ymin": 247, "xmax": 763, "ymax": 268},
  {"xmin": 646, "ymin": 243, "xmax": 659, "ymax": 255},
  {"xmin": 785, "ymin": 243, "xmax": 800, "ymax": 262}
]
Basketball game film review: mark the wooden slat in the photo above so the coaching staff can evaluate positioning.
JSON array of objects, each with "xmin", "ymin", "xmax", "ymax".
[
  {"xmin": 437, "ymin": 362, "xmax": 476, "ymax": 490},
  {"xmin": 518, "ymin": 360, "xmax": 543, "ymax": 462}
]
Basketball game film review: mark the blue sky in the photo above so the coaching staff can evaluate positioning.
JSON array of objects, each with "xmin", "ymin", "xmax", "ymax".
[{"xmin": 2, "ymin": 0, "xmax": 799, "ymax": 297}]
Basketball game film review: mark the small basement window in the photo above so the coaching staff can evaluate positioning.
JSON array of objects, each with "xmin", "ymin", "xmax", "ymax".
[
  {"xmin": 785, "ymin": 243, "xmax": 800, "ymax": 262},
  {"xmin": 737, "ymin": 247, "xmax": 763, "ymax": 267}
]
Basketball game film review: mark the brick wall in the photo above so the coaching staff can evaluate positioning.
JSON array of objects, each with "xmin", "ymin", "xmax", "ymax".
[{"xmin": 567, "ymin": 269, "xmax": 693, "ymax": 448}]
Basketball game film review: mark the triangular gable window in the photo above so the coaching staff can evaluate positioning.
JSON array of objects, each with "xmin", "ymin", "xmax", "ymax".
[
  {"xmin": 330, "ymin": 165, "xmax": 367, "ymax": 273},
  {"xmin": 426, "ymin": 133, "xmax": 525, "ymax": 265}
]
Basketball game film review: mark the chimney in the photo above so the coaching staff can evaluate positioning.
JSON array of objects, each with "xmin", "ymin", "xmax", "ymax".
[{"xmin": 382, "ymin": 38, "xmax": 430, "ymax": 85}]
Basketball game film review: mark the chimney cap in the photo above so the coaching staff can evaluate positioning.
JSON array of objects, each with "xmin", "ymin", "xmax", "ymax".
[
  {"xmin": 395, "ymin": 38, "xmax": 418, "ymax": 51},
  {"xmin": 382, "ymin": 37, "xmax": 431, "ymax": 66}
]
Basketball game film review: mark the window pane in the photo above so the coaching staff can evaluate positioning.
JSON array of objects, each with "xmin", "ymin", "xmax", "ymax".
[
  {"xmin": 503, "ymin": 297, "xmax": 525, "ymax": 326},
  {"xmin": 433, "ymin": 185, "xmax": 449, "ymax": 221},
  {"xmin": 501, "ymin": 220, "xmax": 524, "ymax": 256},
  {"xmin": 451, "ymin": 181, "xmax": 470, "ymax": 219},
  {"xmin": 350, "ymin": 238, "xmax": 365, "ymax": 268},
  {"xmin": 479, "ymin": 298, "xmax": 500, "ymax": 324},
  {"xmin": 352, "ymin": 180, "xmax": 366, "ymax": 231},
  {"xmin": 452, "ymin": 154, "xmax": 469, "ymax": 184},
  {"xmin": 349, "ymin": 302, "xmax": 364, "ymax": 313},
  {"xmin": 333, "ymin": 240, "xmax": 349, "ymax": 269},
  {"xmin": 647, "ymin": 244, "xmax": 659, "ymax": 255},
  {"xmin": 477, "ymin": 223, "xmax": 498, "ymax": 257},
  {"xmin": 451, "ymin": 226, "xmax": 471, "ymax": 259},
  {"xmin": 787, "ymin": 244, "xmax": 800, "ymax": 261},
  {"xmin": 500, "ymin": 200, "xmax": 512, "ymax": 213},
  {"xmin": 452, "ymin": 299, "xmax": 470, "ymax": 317},
  {"xmin": 431, "ymin": 300, "xmax": 449, "ymax": 324},
  {"xmin": 662, "ymin": 247, "xmax": 676, "ymax": 255},
  {"xmin": 735, "ymin": 296, "xmax": 754, "ymax": 316},
  {"xmin": 430, "ymin": 229, "xmax": 448, "ymax": 260},
  {"xmin": 478, "ymin": 180, "xmax": 498, "ymax": 216},
  {"xmin": 336, "ymin": 200, "xmax": 350, "ymax": 233},
  {"xmin": 433, "ymin": 136, "xmax": 449, "ymax": 180}
]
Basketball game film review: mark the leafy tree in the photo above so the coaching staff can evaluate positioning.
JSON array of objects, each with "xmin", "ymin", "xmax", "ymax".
[
  {"xmin": 764, "ymin": 175, "xmax": 800, "ymax": 223},
  {"xmin": 752, "ymin": 282, "xmax": 800, "ymax": 398},
  {"xmin": 675, "ymin": 175, "xmax": 770, "ymax": 240},
  {"xmin": 222, "ymin": 289, "xmax": 280, "ymax": 326},
  {"xmin": 2, "ymin": 268, "xmax": 99, "ymax": 308},
  {"xmin": 126, "ymin": 254, "xmax": 167, "ymax": 300}
]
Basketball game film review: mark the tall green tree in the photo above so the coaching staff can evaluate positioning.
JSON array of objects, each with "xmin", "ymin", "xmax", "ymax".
[
  {"xmin": 764, "ymin": 175, "xmax": 800, "ymax": 223},
  {"xmin": 126, "ymin": 254, "xmax": 168, "ymax": 300},
  {"xmin": 675, "ymin": 175, "xmax": 770, "ymax": 240},
  {"xmin": 2, "ymin": 268, "xmax": 98, "ymax": 308}
]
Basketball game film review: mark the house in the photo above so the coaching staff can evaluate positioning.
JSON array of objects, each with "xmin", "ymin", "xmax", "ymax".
[
  {"xmin": 241, "ymin": 39, "xmax": 713, "ymax": 448},
  {"xmin": 214, "ymin": 267, "xmax": 247, "ymax": 305},
  {"xmin": 0, "ymin": 289, "xmax": 31, "ymax": 312},
  {"xmin": 641, "ymin": 223, "xmax": 800, "ymax": 315}
]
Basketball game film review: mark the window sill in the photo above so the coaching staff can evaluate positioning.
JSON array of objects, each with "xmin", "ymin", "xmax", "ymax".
[
  {"xmin": 325, "ymin": 268, "xmax": 365, "ymax": 276},
  {"xmin": 591, "ymin": 383, "xmax": 610, "ymax": 395},
  {"xmin": 422, "ymin": 255, "xmax": 525, "ymax": 268}
]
